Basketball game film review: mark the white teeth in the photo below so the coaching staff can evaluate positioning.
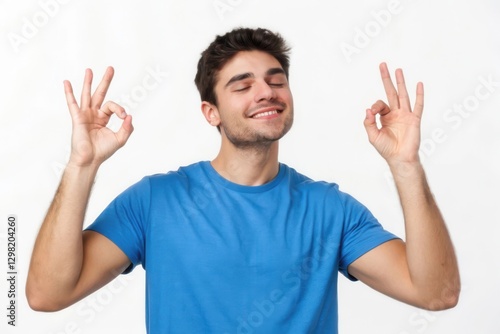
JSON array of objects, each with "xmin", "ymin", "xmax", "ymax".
[{"xmin": 253, "ymin": 110, "xmax": 278, "ymax": 118}]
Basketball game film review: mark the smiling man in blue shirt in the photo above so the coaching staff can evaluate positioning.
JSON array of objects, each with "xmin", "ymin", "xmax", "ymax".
[{"xmin": 27, "ymin": 28, "xmax": 460, "ymax": 333}]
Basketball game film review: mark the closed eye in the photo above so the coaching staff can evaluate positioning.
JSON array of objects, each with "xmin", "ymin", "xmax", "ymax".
[{"xmin": 234, "ymin": 86, "xmax": 251, "ymax": 92}]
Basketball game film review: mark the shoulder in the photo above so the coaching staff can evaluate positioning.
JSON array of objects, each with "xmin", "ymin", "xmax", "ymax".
[
  {"xmin": 281, "ymin": 163, "xmax": 370, "ymax": 211},
  {"xmin": 281, "ymin": 163, "xmax": 340, "ymax": 193},
  {"xmin": 144, "ymin": 161, "xmax": 208, "ymax": 186},
  {"xmin": 108, "ymin": 162, "xmax": 208, "ymax": 201}
]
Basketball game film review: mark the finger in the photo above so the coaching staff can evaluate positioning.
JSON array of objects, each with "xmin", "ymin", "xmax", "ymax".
[
  {"xmin": 99, "ymin": 101, "xmax": 126, "ymax": 119},
  {"xmin": 379, "ymin": 62, "xmax": 399, "ymax": 110},
  {"xmin": 91, "ymin": 66, "xmax": 115, "ymax": 109},
  {"xmin": 64, "ymin": 80, "xmax": 80, "ymax": 117},
  {"xmin": 370, "ymin": 100, "xmax": 391, "ymax": 116},
  {"xmin": 80, "ymin": 68, "xmax": 93, "ymax": 108},
  {"xmin": 395, "ymin": 68, "xmax": 412, "ymax": 111},
  {"xmin": 115, "ymin": 115, "xmax": 134, "ymax": 147},
  {"xmin": 363, "ymin": 108, "xmax": 379, "ymax": 144},
  {"xmin": 413, "ymin": 81, "xmax": 424, "ymax": 118}
]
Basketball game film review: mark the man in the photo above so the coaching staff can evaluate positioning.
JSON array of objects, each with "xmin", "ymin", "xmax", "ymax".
[{"xmin": 27, "ymin": 28, "xmax": 460, "ymax": 333}]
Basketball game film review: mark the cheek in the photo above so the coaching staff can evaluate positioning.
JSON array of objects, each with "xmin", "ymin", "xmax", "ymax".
[
  {"xmin": 282, "ymin": 97, "xmax": 293, "ymax": 112},
  {"xmin": 219, "ymin": 98, "xmax": 248, "ymax": 116},
  {"xmin": 280, "ymin": 88, "xmax": 293, "ymax": 103}
]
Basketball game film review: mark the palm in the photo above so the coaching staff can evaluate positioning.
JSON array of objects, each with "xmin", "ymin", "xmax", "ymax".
[{"xmin": 71, "ymin": 122, "xmax": 120, "ymax": 165}]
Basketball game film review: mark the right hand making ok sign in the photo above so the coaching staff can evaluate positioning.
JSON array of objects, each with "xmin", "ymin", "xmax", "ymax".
[{"xmin": 64, "ymin": 66, "xmax": 134, "ymax": 168}]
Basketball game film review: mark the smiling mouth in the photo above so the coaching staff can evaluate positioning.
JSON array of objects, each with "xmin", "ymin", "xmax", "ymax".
[{"xmin": 252, "ymin": 110, "xmax": 280, "ymax": 118}]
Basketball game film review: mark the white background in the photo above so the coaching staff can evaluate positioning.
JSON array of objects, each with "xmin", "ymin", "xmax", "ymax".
[{"xmin": 1, "ymin": 0, "xmax": 499, "ymax": 333}]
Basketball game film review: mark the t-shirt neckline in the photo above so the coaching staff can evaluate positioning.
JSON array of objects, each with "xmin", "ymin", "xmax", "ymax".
[{"xmin": 200, "ymin": 161, "xmax": 286, "ymax": 193}]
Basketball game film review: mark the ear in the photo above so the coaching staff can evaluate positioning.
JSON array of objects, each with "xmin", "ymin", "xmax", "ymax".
[{"xmin": 201, "ymin": 101, "xmax": 221, "ymax": 127}]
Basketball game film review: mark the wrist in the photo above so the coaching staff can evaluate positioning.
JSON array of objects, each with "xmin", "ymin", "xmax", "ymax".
[
  {"xmin": 387, "ymin": 159, "xmax": 424, "ymax": 181},
  {"xmin": 67, "ymin": 149, "xmax": 103, "ymax": 170},
  {"xmin": 63, "ymin": 161, "xmax": 100, "ymax": 185},
  {"xmin": 66, "ymin": 159, "xmax": 101, "ymax": 170}
]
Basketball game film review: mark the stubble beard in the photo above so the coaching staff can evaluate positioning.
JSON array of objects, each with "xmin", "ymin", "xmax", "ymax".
[{"xmin": 222, "ymin": 111, "xmax": 294, "ymax": 152}]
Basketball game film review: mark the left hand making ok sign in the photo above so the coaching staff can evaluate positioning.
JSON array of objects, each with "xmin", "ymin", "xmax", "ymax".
[{"xmin": 364, "ymin": 62, "xmax": 424, "ymax": 166}]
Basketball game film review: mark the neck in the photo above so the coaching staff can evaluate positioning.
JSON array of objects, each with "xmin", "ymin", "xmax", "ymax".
[{"xmin": 211, "ymin": 139, "xmax": 280, "ymax": 186}]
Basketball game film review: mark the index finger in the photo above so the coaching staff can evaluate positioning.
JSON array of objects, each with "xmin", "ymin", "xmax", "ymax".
[
  {"xmin": 379, "ymin": 62, "xmax": 399, "ymax": 110},
  {"xmin": 91, "ymin": 66, "xmax": 115, "ymax": 109}
]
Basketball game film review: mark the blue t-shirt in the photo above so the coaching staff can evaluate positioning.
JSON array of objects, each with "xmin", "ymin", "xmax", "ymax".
[{"xmin": 87, "ymin": 161, "xmax": 397, "ymax": 333}]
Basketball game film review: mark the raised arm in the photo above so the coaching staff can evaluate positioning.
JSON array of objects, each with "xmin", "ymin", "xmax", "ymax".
[
  {"xmin": 348, "ymin": 63, "xmax": 460, "ymax": 310},
  {"xmin": 26, "ymin": 67, "xmax": 134, "ymax": 311}
]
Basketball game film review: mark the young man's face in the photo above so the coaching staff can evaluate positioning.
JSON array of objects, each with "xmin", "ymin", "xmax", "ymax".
[{"xmin": 205, "ymin": 50, "xmax": 294, "ymax": 148}]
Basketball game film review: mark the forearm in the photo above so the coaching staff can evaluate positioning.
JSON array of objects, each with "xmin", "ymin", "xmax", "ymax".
[
  {"xmin": 390, "ymin": 161, "xmax": 460, "ymax": 308},
  {"xmin": 27, "ymin": 163, "xmax": 99, "ymax": 308}
]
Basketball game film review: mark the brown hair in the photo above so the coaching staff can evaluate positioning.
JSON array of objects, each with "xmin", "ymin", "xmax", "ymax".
[{"xmin": 194, "ymin": 27, "xmax": 291, "ymax": 106}]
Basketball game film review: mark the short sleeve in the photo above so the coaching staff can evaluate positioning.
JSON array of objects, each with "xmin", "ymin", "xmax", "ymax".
[
  {"xmin": 337, "ymin": 190, "xmax": 399, "ymax": 281},
  {"xmin": 85, "ymin": 177, "xmax": 151, "ymax": 273}
]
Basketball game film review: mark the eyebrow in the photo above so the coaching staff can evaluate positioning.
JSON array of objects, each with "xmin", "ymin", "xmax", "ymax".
[{"xmin": 224, "ymin": 67, "xmax": 286, "ymax": 88}]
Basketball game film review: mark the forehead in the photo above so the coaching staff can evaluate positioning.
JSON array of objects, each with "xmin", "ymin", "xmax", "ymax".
[{"xmin": 216, "ymin": 51, "xmax": 283, "ymax": 84}]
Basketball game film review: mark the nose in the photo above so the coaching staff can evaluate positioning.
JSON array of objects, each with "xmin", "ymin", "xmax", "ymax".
[{"xmin": 254, "ymin": 80, "xmax": 276, "ymax": 102}]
